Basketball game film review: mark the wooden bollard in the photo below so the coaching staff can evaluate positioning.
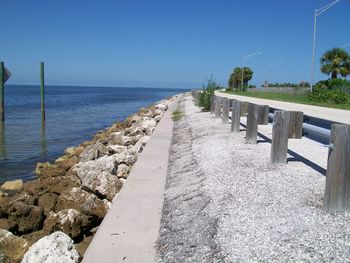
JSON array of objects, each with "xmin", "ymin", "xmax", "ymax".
[
  {"xmin": 245, "ymin": 103, "xmax": 259, "ymax": 144},
  {"xmin": 215, "ymin": 97, "xmax": 221, "ymax": 117},
  {"xmin": 231, "ymin": 100, "xmax": 242, "ymax": 133},
  {"xmin": 257, "ymin": 105, "xmax": 269, "ymax": 125},
  {"xmin": 270, "ymin": 111, "xmax": 290, "ymax": 163},
  {"xmin": 221, "ymin": 98, "xmax": 229, "ymax": 123},
  {"xmin": 210, "ymin": 95, "xmax": 216, "ymax": 114},
  {"xmin": 324, "ymin": 124, "xmax": 350, "ymax": 212},
  {"xmin": 0, "ymin": 62, "xmax": 4, "ymax": 122},
  {"xmin": 288, "ymin": 111, "xmax": 303, "ymax": 138},
  {"xmin": 241, "ymin": 101, "xmax": 249, "ymax": 116}
]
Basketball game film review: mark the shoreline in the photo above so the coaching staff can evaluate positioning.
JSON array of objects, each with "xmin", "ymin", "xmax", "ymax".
[{"xmin": 0, "ymin": 93, "xmax": 182, "ymax": 262}]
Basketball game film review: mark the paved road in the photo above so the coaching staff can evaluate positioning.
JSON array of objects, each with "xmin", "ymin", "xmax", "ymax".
[{"xmin": 216, "ymin": 91, "xmax": 350, "ymax": 124}]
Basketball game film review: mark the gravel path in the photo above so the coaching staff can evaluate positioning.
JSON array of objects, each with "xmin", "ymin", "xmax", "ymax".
[{"xmin": 157, "ymin": 95, "xmax": 350, "ymax": 263}]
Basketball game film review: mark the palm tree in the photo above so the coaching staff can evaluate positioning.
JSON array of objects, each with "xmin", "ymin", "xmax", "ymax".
[
  {"xmin": 320, "ymin": 48, "xmax": 350, "ymax": 79},
  {"xmin": 228, "ymin": 67, "xmax": 253, "ymax": 91}
]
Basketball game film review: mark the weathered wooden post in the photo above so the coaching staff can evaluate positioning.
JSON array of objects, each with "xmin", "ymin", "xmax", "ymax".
[
  {"xmin": 221, "ymin": 97, "xmax": 229, "ymax": 123},
  {"xmin": 215, "ymin": 96, "xmax": 221, "ymax": 117},
  {"xmin": 40, "ymin": 62, "xmax": 45, "ymax": 121},
  {"xmin": 231, "ymin": 100, "xmax": 242, "ymax": 132},
  {"xmin": 240, "ymin": 101, "xmax": 249, "ymax": 117},
  {"xmin": 245, "ymin": 103, "xmax": 259, "ymax": 144},
  {"xmin": 288, "ymin": 111, "xmax": 304, "ymax": 138},
  {"xmin": 257, "ymin": 105, "xmax": 269, "ymax": 125},
  {"xmin": 270, "ymin": 111, "xmax": 290, "ymax": 163},
  {"xmin": 324, "ymin": 124, "xmax": 350, "ymax": 212},
  {"xmin": 210, "ymin": 95, "xmax": 216, "ymax": 114},
  {"xmin": 0, "ymin": 62, "xmax": 4, "ymax": 122}
]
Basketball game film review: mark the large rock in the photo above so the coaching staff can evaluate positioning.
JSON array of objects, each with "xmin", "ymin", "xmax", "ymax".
[
  {"xmin": 74, "ymin": 155, "xmax": 122, "ymax": 201},
  {"xmin": 38, "ymin": 193, "xmax": 58, "ymax": 216},
  {"xmin": 55, "ymin": 155, "xmax": 79, "ymax": 171},
  {"xmin": 113, "ymin": 152, "xmax": 137, "ymax": 166},
  {"xmin": 43, "ymin": 209, "xmax": 83, "ymax": 239},
  {"xmin": 39, "ymin": 175, "xmax": 81, "ymax": 195},
  {"xmin": 116, "ymin": 163, "xmax": 130, "ymax": 179},
  {"xmin": 108, "ymin": 131, "xmax": 124, "ymax": 145},
  {"xmin": 65, "ymin": 146, "xmax": 84, "ymax": 157},
  {"xmin": 23, "ymin": 180, "xmax": 45, "ymax": 196},
  {"xmin": 107, "ymin": 145, "xmax": 128, "ymax": 155},
  {"xmin": 133, "ymin": 135, "xmax": 151, "ymax": 153},
  {"xmin": 0, "ymin": 218, "xmax": 16, "ymax": 230},
  {"xmin": 21, "ymin": 231, "xmax": 80, "ymax": 263},
  {"xmin": 1, "ymin": 179, "xmax": 23, "ymax": 191},
  {"xmin": 79, "ymin": 143, "xmax": 109, "ymax": 162},
  {"xmin": 0, "ymin": 192, "xmax": 36, "ymax": 217},
  {"xmin": 82, "ymin": 171, "xmax": 122, "ymax": 201},
  {"xmin": 56, "ymin": 187, "xmax": 109, "ymax": 223},
  {"xmin": 0, "ymin": 229, "xmax": 29, "ymax": 263},
  {"xmin": 8, "ymin": 202, "xmax": 44, "ymax": 233},
  {"xmin": 35, "ymin": 162, "xmax": 66, "ymax": 178},
  {"xmin": 155, "ymin": 103, "xmax": 168, "ymax": 111},
  {"xmin": 74, "ymin": 155, "xmax": 117, "ymax": 176},
  {"xmin": 140, "ymin": 118, "xmax": 157, "ymax": 135},
  {"xmin": 73, "ymin": 156, "xmax": 121, "ymax": 200}
]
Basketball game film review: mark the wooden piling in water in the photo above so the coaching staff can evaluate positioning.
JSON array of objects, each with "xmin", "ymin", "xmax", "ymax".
[
  {"xmin": 245, "ymin": 103, "xmax": 259, "ymax": 144},
  {"xmin": 270, "ymin": 110, "xmax": 290, "ymax": 164},
  {"xmin": 324, "ymin": 124, "xmax": 350, "ymax": 212},
  {"xmin": 221, "ymin": 98, "xmax": 229, "ymax": 123},
  {"xmin": 231, "ymin": 100, "xmax": 242, "ymax": 133},
  {"xmin": 0, "ymin": 62, "xmax": 4, "ymax": 122},
  {"xmin": 40, "ymin": 62, "xmax": 45, "ymax": 121}
]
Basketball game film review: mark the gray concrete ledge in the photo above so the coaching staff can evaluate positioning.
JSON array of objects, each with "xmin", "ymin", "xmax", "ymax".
[{"xmin": 82, "ymin": 98, "xmax": 179, "ymax": 263}]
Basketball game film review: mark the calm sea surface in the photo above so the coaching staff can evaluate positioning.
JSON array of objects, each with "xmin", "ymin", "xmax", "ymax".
[{"xmin": 0, "ymin": 85, "xmax": 187, "ymax": 183}]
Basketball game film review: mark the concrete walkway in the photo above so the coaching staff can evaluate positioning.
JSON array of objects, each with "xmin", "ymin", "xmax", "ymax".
[
  {"xmin": 82, "ymin": 97, "xmax": 179, "ymax": 263},
  {"xmin": 216, "ymin": 91, "xmax": 350, "ymax": 124}
]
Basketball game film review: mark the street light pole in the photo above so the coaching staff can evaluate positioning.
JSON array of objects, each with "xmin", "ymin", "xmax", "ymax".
[
  {"xmin": 311, "ymin": 0, "xmax": 341, "ymax": 92},
  {"xmin": 241, "ymin": 52, "xmax": 262, "ymax": 92}
]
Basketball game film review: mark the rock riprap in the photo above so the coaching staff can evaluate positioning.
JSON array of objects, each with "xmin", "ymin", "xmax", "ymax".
[
  {"xmin": 0, "ymin": 96, "xmax": 177, "ymax": 262},
  {"xmin": 21, "ymin": 231, "xmax": 80, "ymax": 263}
]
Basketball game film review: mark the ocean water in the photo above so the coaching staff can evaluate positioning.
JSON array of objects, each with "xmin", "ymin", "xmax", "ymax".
[{"xmin": 0, "ymin": 85, "xmax": 186, "ymax": 183}]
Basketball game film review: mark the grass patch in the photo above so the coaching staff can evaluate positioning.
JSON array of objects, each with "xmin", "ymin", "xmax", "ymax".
[
  {"xmin": 172, "ymin": 110, "xmax": 184, "ymax": 121},
  {"xmin": 221, "ymin": 91, "xmax": 350, "ymax": 111}
]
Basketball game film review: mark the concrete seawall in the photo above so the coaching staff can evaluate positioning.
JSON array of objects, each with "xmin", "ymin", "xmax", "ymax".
[{"xmin": 82, "ymin": 97, "xmax": 180, "ymax": 263}]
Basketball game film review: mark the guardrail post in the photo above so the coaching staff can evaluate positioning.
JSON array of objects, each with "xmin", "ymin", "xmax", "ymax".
[
  {"xmin": 221, "ymin": 97, "xmax": 229, "ymax": 123},
  {"xmin": 289, "ymin": 111, "xmax": 303, "ymax": 138},
  {"xmin": 270, "ymin": 111, "xmax": 290, "ymax": 163},
  {"xmin": 257, "ymin": 105, "xmax": 269, "ymax": 125},
  {"xmin": 231, "ymin": 100, "xmax": 242, "ymax": 133},
  {"xmin": 215, "ymin": 97, "xmax": 221, "ymax": 117},
  {"xmin": 210, "ymin": 95, "xmax": 216, "ymax": 114},
  {"xmin": 241, "ymin": 101, "xmax": 249, "ymax": 117},
  {"xmin": 246, "ymin": 103, "xmax": 259, "ymax": 144},
  {"xmin": 324, "ymin": 124, "xmax": 350, "ymax": 212}
]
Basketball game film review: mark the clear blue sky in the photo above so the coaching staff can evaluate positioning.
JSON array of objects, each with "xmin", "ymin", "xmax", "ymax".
[{"xmin": 1, "ymin": 0, "xmax": 349, "ymax": 88}]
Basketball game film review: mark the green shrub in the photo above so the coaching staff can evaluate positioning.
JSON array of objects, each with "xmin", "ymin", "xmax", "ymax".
[
  {"xmin": 197, "ymin": 77, "xmax": 217, "ymax": 111},
  {"xmin": 309, "ymin": 86, "xmax": 349, "ymax": 104}
]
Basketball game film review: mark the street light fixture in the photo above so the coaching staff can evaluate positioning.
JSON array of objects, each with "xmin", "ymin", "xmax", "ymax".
[
  {"xmin": 311, "ymin": 0, "xmax": 342, "ymax": 92},
  {"xmin": 266, "ymin": 61, "xmax": 283, "ymax": 88},
  {"xmin": 241, "ymin": 52, "xmax": 262, "ymax": 92}
]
